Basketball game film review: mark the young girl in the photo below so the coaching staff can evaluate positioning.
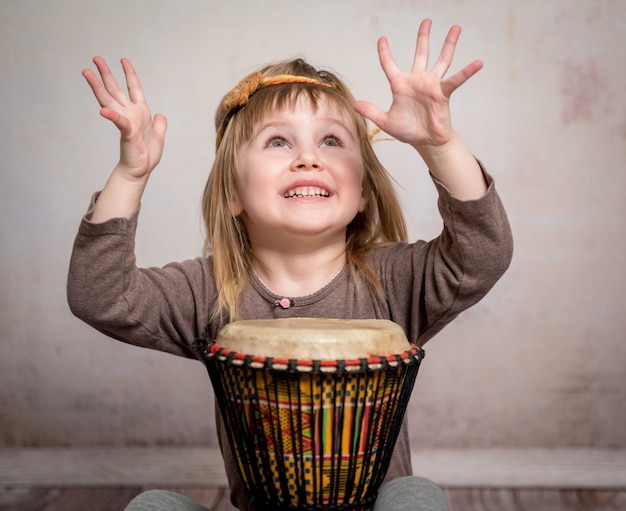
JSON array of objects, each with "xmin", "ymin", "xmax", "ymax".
[{"xmin": 68, "ymin": 19, "xmax": 513, "ymax": 511}]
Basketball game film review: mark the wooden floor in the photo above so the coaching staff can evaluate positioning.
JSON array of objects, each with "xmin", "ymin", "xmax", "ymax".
[{"xmin": 2, "ymin": 448, "xmax": 625, "ymax": 510}]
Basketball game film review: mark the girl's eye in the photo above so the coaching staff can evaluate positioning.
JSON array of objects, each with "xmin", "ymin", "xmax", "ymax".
[
  {"xmin": 266, "ymin": 136, "xmax": 289, "ymax": 148},
  {"xmin": 321, "ymin": 135, "xmax": 343, "ymax": 147}
]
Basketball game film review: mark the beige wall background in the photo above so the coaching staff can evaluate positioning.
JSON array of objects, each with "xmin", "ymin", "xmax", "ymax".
[{"xmin": 1, "ymin": 0, "xmax": 624, "ymax": 450}]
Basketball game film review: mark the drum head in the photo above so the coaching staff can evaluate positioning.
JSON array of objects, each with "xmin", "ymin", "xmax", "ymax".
[{"xmin": 216, "ymin": 318, "xmax": 410, "ymax": 361}]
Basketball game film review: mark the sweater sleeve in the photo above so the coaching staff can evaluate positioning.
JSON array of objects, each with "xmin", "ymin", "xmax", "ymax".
[
  {"xmin": 66, "ymin": 194, "xmax": 215, "ymax": 359},
  {"xmin": 374, "ymin": 166, "xmax": 513, "ymax": 346}
]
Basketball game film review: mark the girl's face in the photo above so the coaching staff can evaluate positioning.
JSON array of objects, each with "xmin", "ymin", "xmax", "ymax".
[{"xmin": 233, "ymin": 97, "xmax": 367, "ymax": 247}]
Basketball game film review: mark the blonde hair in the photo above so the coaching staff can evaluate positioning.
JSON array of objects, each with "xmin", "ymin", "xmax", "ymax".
[{"xmin": 202, "ymin": 58, "xmax": 407, "ymax": 322}]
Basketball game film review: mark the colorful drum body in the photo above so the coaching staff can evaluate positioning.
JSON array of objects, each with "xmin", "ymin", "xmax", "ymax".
[{"xmin": 199, "ymin": 318, "xmax": 424, "ymax": 511}]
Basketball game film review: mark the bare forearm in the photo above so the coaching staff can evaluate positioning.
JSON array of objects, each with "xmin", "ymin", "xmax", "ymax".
[
  {"xmin": 89, "ymin": 165, "xmax": 149, "ymax": 222},
  {"xmin": 416, "ymin": 132, "xmax": 487, "ymax": 201}
]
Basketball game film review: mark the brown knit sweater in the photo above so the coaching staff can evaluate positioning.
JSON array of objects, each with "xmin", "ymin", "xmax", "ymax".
[{"xmin": 67, "ymin": 171, "xmax": 513, "ymax": 509}]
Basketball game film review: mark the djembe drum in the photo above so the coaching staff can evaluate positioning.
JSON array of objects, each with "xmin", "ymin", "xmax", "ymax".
[{"xmin": 198, "ymin": 318, "xmax": 424, "ymax": 511}]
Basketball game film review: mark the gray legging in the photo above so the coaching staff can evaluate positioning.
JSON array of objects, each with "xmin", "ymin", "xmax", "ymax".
[{"xmin": 124, "ymin": 476, "xmax": 449, "ymax": 511}]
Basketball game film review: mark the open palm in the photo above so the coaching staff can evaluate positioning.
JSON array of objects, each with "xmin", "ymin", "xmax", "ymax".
[
  {"xmin": 82, "ymin": 57, "xmax": 167, "ymax": 179},
  {"xmin": 355, "ymin": 19, "xmax": 483, "ymax": 150}
]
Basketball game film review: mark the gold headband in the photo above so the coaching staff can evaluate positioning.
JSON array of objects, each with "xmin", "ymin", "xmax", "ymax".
[{"xmin": 216, "ymin": 72, "xmax": 332, "ymax": 150}]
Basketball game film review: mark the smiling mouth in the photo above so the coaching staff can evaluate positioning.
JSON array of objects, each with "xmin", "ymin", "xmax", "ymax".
[{"xmin": 284, "ymin": 186, "xmax": 330, "ymax": 198}]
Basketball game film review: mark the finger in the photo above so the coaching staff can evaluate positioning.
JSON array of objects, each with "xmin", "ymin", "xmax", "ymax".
[
  {"xmin": 432, "ymin": 25, "xmax": 462, "ymax": 78},
  {"xmin": 82, "ymin": 68, "xmax": 111, "ymax": 108},
  {"xmin": 152, "ymin": 113, "xmax": 168, "ymax": 139},
  {"xmin": 92, "ymin": 56, "xmax": 129, "ymax": 105},
  {"xmin": 120, "ymin": 58, "xmax": 146, "ymax": 104},
  {"xmin": 412, "ymin": 19, "xmax": 432, "ymax": 72},
  {"xmin": 376, "ymin": 36, "xmax": 401, "ymax": 84},
  {"xmin": 441, "ymin": 59, "xmax": 483, "ymax": 97},
  {"xmin": 99, "ymin": 107, "xmax": 132, "ymax": 135},
  {"xmin": 353, "ymin": 100, "xmax": 387, "ymax": 131}
]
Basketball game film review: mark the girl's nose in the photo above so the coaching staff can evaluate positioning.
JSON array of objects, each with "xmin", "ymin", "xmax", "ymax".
[{"xmin": 292, "ymin": 146, "xmax": 322, "ymax": 171}]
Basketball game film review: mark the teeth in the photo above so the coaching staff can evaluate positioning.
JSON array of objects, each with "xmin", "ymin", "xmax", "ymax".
[{"xmin": 284, "ymin": 186, "xmax": 330, "ymax": 198}]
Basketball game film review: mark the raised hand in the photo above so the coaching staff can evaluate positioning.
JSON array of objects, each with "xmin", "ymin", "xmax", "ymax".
[
  {"xmin": 83, "ymin": 57, "xmax": 167, "ymax": 180},
  {"xmin": 82, "ymin": 57, "xmax": 167, "ymax": 222},
  {"xmin": 354, "ymin": 19, "xmax": 482, "ymax": 152}
]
